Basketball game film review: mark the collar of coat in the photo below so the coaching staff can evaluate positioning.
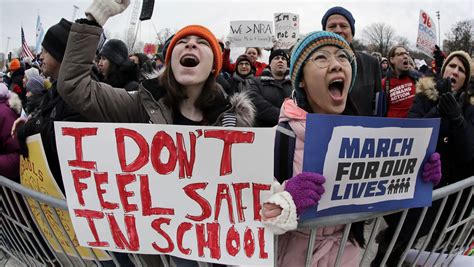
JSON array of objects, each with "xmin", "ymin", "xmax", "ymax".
[
  {"xmin": 259, "ymin": 68, "xmax": 291, "ymax": 83},
  {"xmin": 417, "ymin": 77, "xmax": 474, "ymax": 105}
]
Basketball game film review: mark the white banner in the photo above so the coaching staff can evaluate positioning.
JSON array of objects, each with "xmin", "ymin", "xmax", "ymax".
[
  {"xmin": 228, "ymin": 21, "xmax": 273, "ymax": 48},
  {"xmin": 274, "ymin": 13, "xmax": 299, "ymax": 49},
  {"xmin": 416, "ymin": 10, "xmax": 437, "ymax": 57},
  {"xmin": 54, "ymin": 122, "xmax": 275, "ymax": 266}
]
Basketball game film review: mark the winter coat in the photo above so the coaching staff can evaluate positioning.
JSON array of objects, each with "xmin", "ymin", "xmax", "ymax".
[
  {"xmin": 249, "ymin": 69, "xmax": 293, "ymax": 127},
  {"xmin": 223, "ymin": 49, "xmax": 268, "ymax": 77},
  {"xmin": 57, "ymin": 22, "xmax": 256, "ymax": 127},
  {"xmin": 226, "ymin": 72, "xmax": 259, "ymax": 96},
  {"xmin": 373, "ymin": 77, "xmax": 474, "ymax": 266},
  {"xmin": 17, "ymin": 83, "xmax": 88, "ymax": 192},
  {"xmin": 382, "ymin": 69, "xmax": 418, "ymax": 118},
  {"xmin": 0, "ymin": 93, "xmax": 22, "ymax": 181},
  {"xmin": 408, "ymin": 77, "xmax": 474, "ymax": 184},
  {"xmin": 351, "ymin": 49, "xmax": 382, "ymax": 116},
  {"xmin": 263, "ymin": 99, "xmax": 360, "ymax": 267},
  {"xmin": 25, "ymin": 92, "xmax": 46, "ymax": 117}
]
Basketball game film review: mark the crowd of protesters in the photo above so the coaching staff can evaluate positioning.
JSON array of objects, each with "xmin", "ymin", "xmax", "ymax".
[{"xmin": 1, "ymin": 1, "xmax": 473, "ymax": 266}]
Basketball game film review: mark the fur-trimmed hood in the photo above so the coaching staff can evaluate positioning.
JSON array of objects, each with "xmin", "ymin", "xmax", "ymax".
[
  {"xmin": 227, "ymin": 91, "xmax": 256, "ymax": 127},
  {"xmin": 416, "ymin": 77, "xmax": 439, "ymax": 101},
  {"xmin": 416, "ymin": 76, "xmax": 474, "ymax": 105}
]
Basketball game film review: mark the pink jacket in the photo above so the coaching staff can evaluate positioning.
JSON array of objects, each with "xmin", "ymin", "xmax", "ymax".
[{"xmin": 271, "ymin": 99, "xmax": 360, "ymax": 267}]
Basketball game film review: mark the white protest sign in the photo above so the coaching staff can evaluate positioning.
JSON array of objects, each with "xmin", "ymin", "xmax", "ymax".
[
  {"xmin": 54, "ymin": 122, "xmax": 275, "ymax": 266},
  {"xmin": 228, "ymin": 21, "xmax": 273, "ymax": 48},
  {"xmin": 274, "ymin": 13, "xmax": 299, "ymax": 49},
  {"xmin": 319, "ymin": 126, "xmax": 432, "ymax": 211},
  {"xmin": 416, "ymin": 10, "xmax": 437, "ymax": 57}
]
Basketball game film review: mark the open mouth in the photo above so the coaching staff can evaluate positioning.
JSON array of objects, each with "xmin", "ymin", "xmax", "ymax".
[
  {"xmin": 450, "ymin": 78, "xmax": 457, "ymax": 85},
  {"xmin": 402, "ymin": 60, "xmax": 409, "ymax": 66},
  {"xmin": 328, "ymin": 79, "xmax": 344, "ymax": 98},
  {"xmin": 180, "ymin": 54, "xmax": 200, "ymax": 67}
]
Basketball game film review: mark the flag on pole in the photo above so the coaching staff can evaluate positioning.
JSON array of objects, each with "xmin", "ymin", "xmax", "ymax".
[
  {"xmin": 21, "ymin": 27, "xmax": 35, "ymax": 59},
  {"xmin": 35, "ymin": 15, "xmax": 45, "ymax": 55}
]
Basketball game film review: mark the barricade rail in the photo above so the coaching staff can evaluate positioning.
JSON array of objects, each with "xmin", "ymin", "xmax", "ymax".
[{"xmin": 1, "ymin": 175, "xmax": 473, "ymax": 267}]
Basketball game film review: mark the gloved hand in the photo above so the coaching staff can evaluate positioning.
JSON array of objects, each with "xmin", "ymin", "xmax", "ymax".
[
  {"xmin": 422, "ymin": 153, "xmax": 442, "ymax": 186},
  {"xmin": 439, "ymin": 93, "xmax": 463, "ymax": 126},
  {"xmin": 86, "ymin": 0, "xmax": 130, "ymax": 26},
  {"xmin": 224, "ymin": 40, "xmax": 231, "ymax": 50},
  {"xmin": 285, "ymin": 172, "xmax": 325, "ymax": 216},
  {"xmin": 435, "ymin": 78, "xmax": 451, "ymax": 95}
]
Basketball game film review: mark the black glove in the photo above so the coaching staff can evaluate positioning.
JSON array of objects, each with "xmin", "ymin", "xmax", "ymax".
[
  {"xmin": 436, "ymin": 78, "xmax": 452, "ymax": 95},
  {"xmin": 438, "ymin": 93, "xmax": 463, "ymax": 126}
]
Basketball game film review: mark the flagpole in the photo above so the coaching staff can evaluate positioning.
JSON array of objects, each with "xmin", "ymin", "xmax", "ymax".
[{"xmin": 6, "ymin": 37, "xmax": 11, "ymax": 54}]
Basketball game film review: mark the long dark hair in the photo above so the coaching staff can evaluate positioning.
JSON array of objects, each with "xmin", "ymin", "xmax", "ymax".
[{"xmin": 159, "ymin": 64, "xmax": 222, "ymax": 121}]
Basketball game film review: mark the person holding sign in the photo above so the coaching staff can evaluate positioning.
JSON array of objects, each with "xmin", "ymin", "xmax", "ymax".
[
  {"xmin": 259, "ymin": 31, "xmax": 442, "ymax": 267},
  {"xmin": 223, "ymin": 43, "xmax": 268, "ymax": 76},
  {"xmin": 372, "ymin": 51, "xmax": 474, "ymax": 267},
  {"xmin": 57, "ymin": 1, "xmax": 256, "ymax": 266}
]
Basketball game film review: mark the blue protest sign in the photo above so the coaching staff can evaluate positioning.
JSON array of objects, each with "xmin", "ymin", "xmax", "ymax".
[{"xmin": 301, "ymin": 114, "xmax": 440, "ymax": 220}]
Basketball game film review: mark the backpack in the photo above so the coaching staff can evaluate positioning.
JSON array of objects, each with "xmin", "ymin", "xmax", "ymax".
[{"xmin": 274, "ymin": 121, "xmax": 296, "ymax": 184}]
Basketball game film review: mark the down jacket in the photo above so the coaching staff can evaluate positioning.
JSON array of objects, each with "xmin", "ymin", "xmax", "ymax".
[{"xmin": 58, "ymin": 23, "xmax": 255, "ymax": 127}]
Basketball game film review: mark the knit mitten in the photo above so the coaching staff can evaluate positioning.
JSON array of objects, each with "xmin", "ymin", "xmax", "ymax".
[
  {"xmin": 86, "ymin": 0, "xmax": 130, "ymax": 26},
  {"xmin": 284, "ymin": 172, "xmax": 325, "ymax": 216},
  {"xmin": 422, "ymin": 153, "xmax": 442, "ymax": 186}
]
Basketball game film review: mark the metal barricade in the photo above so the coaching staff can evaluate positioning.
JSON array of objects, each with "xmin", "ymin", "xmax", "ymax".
[{"xmin": 1, "ymin": 174, "xmax": 473, "ymax": 267}]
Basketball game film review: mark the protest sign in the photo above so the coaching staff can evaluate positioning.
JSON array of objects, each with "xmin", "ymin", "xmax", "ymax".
[
  {"xmin": 228, "ymin": 21, "xmax": 273, "ymax": 48},
  {"xmin": 143, "ymin": 43, "xmax": 157, "ymax": 55},
  {"xmin": 20, "ymin": 134, "xmax": 110, "ymax": 260},
  {"xmin": 54, "ymin": 122, "xmax": 275, "ymax": 266},
  {"xmin": 274, "ymin": 13, "xmax": 299, "ymax": 49},
  {"xmin": 301, "ymin": 115, "xmax": 440, "ymax": 220},
  {"xmin": 416, "ymin": 10, "xmax": 437, "ymax": 58}
]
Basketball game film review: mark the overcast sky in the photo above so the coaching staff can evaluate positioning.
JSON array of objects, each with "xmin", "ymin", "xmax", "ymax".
[{"xmin": 1, "ymin": 0, "xmax": 473, "ymax": 56}]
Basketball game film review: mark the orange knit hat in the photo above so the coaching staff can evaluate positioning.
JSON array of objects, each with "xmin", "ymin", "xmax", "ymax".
[
  {"xmin": 165, "ymin": 25, "xmax": 222, "ymax": 78},
  {"xmin": 9, "ymin": 59, "xmax": 21, "ymax": 72}
]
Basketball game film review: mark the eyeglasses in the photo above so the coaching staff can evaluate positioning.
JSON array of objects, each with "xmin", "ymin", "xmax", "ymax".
[
  {"xmin": 305, "ymin": 49, "xmax": 354, "ymax": 69},
  {"xmin": 394, "ymin": 51, "xmax": 409, "ymax": 57},
  {"xmin": 238, "ymin": 62, "xmax": 251, "ymax": 67}
]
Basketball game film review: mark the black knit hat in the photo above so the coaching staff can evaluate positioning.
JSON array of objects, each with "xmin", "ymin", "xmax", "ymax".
[
  {"xmin": 99, "ymin": 39, "xmax": 129, "ymax": 66},
  {"xmin": 269, "ymin": 49, "xmax": 289, "ymax": 64},
  {"xmin": 41, "ymin": 18, "xmax": 72, "ymax": 62}
]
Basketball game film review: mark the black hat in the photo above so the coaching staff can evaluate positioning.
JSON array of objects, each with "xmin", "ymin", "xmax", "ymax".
[
  {"xmin": 42, "ymin": 18, "xmax": 72, "ymax": 62},
  {"xmin": 269, "ymin": 49, "xmax": 289, "ymax": 64},
  {"xmin": 322, "ymin": 6, "xmax": 356, "ymax": 36},
  {"xmin": 99, "ymin": 39, "xmax": 129, "ymax": 66}
]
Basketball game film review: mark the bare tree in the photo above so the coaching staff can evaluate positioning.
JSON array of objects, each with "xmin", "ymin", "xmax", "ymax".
[
  {"xmin": 363, "ymin": 23, "xmax": 396, "ymax": 56},
  {"xmin": 444, "ymin": 20, "xmax": 473, "ymax": 54}
]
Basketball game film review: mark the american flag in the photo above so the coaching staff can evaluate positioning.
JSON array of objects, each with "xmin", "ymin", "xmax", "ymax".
[{"xmin": 21, "ymin": 27, "xmax": 35, "ymax": 59}]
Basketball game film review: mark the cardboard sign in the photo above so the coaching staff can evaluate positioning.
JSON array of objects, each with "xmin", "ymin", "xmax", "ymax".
[
  {"xmin": 274, "ymin": 13, "xmax": 299, "ymax": 49},
  {"xmin": 54, "ymin": 122, "xmax": 275, "ymax": 266},
  {"xmin": 228, "ymin": 21, "xmax": 273, "ymax": 48},
  {"xmin": 301, "ymin": 115, "xmax": 440, "ymax": 220},
  {"xmin": 416, "ymin": 10, "xmax": 437, "ymax": 58},
  {"xmin": 20, "ymin": 134, "xmax": 110, "ymax": 260}
]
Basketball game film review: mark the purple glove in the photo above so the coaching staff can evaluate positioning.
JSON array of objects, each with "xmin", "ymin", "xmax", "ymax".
[
  {"xmin": 422, "ymin": 153, "xmax": 442, "ymax": 186},
  {"xmin": 285, "ymin": 172, "xmax": 325, "ymax": 216}
]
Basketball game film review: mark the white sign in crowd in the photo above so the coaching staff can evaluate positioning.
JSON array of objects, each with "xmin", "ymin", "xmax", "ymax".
[{"xmin": 54, "ymin": 122, "xmax": 275, "ymax": 266}]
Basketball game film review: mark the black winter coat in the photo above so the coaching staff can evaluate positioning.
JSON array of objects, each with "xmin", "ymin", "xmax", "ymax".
[
  {"xmin": 351, "ymin": 48, "xmax": 382, "ymax": 116},
  {"xmin": 249, "ymin": 69, "xmax": 292, "ymax": 127},
  {"xmin": 408, "ymin": 77, "xmax": 474, "ymax": 185},
  {"xmin": 17, "ymin": 83, "xmax": 88, "ymax": 193}
]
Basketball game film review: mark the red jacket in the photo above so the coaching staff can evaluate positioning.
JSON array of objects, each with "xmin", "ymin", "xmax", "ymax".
[
  {"xmin": 383, "ymin": 75, "xmax": 416, "ymax": 118},
  {"xmin": 223, "ymin": 49, "xmax": 268, "ymax": 76}
]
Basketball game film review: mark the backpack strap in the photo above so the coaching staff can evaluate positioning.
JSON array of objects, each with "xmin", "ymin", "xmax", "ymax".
[{"xmin": 274, "ymin": 121, "xmax": 296, "ymax": 184}]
